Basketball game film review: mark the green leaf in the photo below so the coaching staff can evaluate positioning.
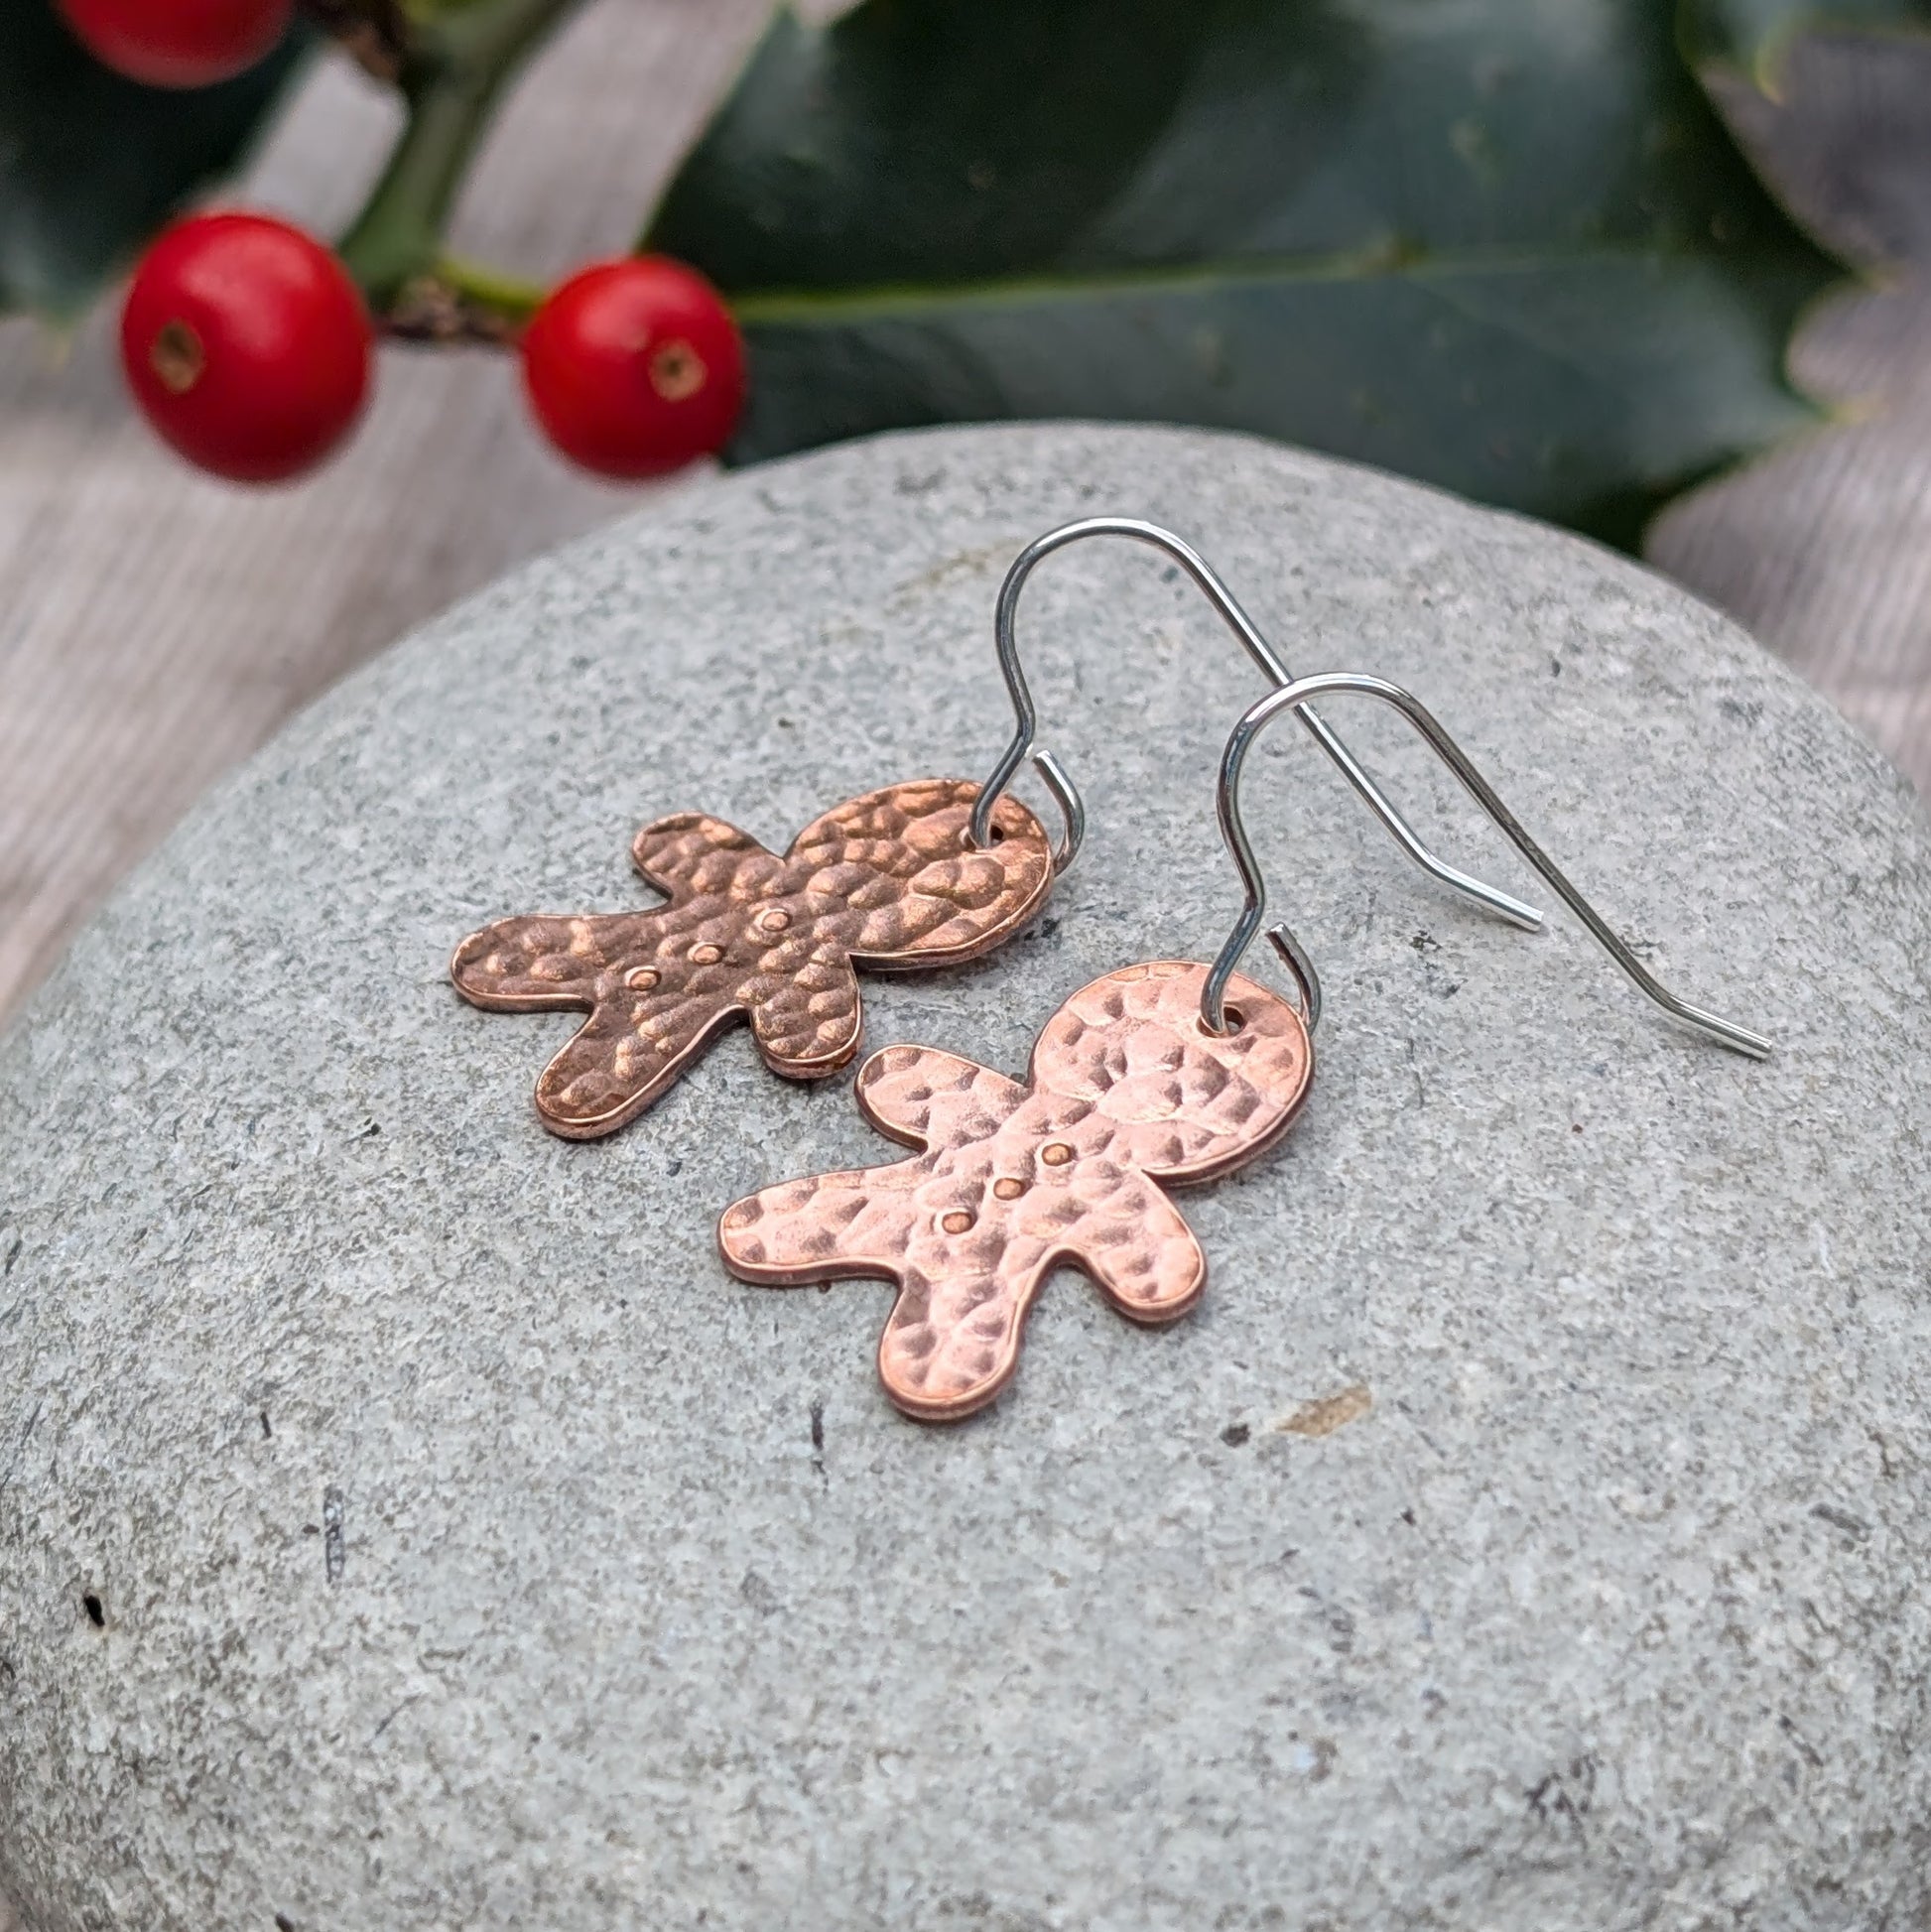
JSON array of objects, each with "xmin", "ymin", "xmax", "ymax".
[
  {"xmin": 1684, "ymin": 0, "xmax": 1931, "ymax": 82},
  {"xmin": 646, "ymin": 0, "xmax": 1841, "ymax": 549},
  {"xmin": 0, "ymin": 0, "xmax": 309, "ymax": 318}
]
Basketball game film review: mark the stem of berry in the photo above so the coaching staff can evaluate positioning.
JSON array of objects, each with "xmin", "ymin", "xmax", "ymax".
[
  {"xmin": 384, "ymin": 255, "xmax": 549, "ymax": 343},
  {"xmin": 297, "ymin": 0, "xmax": 410, "ymax": 83},
  {"xmin": 334, "ymin": 0, "xmax": 584, "ymax": 337}
]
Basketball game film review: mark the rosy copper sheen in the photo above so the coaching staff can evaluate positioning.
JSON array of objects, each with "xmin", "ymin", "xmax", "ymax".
[
  {"xmin": 451, "ymin": 779, "xmax": 1053, "ymax": 1138},
  {"xmin": 717, "ymin": 960, "xmax": 1314, "ymax": 1421}
]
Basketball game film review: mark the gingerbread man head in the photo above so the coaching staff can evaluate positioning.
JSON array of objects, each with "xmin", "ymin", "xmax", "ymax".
[
  {"xmin": 718, "ymin": 960, "xmax": 1313, "ymax": 1420},
  {"xmin": 451, "ymin": 779, "xmax": 1053, "ymax": 1138}
]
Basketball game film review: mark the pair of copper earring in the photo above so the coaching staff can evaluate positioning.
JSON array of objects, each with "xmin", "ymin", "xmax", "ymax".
[{"xmin": 453, "ymin": 520, "xmax": 1770, "ymax": 1423}]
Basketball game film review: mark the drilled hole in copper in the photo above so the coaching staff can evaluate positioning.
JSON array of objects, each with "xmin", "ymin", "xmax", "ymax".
[
  {"xmin": 690, "ymin": 943, "xmax": 723, "ymax": 966},
  {"xmin": 626, "ymin": 966, "xmax": 661, "ymax": 991},
  {"xmin": 1040, "ymin": 1141, "xmax": 1074, "ymax": 1167},
  {"xmin": 991, "ymin": 1177, "xmax": 1025, "ymax": 1200},
  {"xmin": 941, "ymin": 1210, "xmax": 975, "ymax": 1234}
]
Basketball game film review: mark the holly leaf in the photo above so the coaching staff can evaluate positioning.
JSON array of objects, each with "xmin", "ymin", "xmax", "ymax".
[
  {"xmin": 647, "ymin": 0, "xmax": 1840, "ymax": 549},
  {"xmin": 0, "ymin": 0, "xmax": 308, "ymax": 318},
  {"xmin": 1684, "ymin": 0, "xmax": 1931, "ymax": 82}
]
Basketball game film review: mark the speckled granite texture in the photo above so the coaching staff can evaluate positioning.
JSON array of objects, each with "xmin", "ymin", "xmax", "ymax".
[{"xmin": 1, "ymin": 425, "xmax": 1926, "ymax": 1931}]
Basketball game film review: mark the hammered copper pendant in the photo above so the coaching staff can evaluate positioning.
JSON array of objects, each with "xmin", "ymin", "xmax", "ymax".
[
  {"xmin": 717, "ymin": 959, "xmax": 1314, "ymax": 1421},
  {"xmin": 452, "ymin": 778, "xmax": 1054, "ymax": 1139}
]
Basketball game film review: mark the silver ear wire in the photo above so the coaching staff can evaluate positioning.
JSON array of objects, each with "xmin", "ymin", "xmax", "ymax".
[
  {"xmin": 1029, "ymin": 746, "xmax": 1083, "ymax": 876},
  {"xmin": 1264, "ymin": 920, "xmax": 1323, "ymax": 1033},
  {"xmin": 1202, "ymin": 671, "xmax": 1774, "ymax": 1059},
  {"xmin": 966, "ymin": 518, "xmax": 1543, "ymax": 928}
]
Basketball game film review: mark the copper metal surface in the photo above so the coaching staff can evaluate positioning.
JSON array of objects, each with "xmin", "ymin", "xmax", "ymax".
[
  {"xmin": 451, "ymin": 779, "xmax": 1053, "ymax": 1139},
  {"xmin": 717, "ymin": 960, "xmax": 1314, "ymax": 1422}
]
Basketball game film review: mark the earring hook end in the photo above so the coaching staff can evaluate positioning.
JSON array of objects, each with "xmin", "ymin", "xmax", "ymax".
[
  {"xmin": 1264, "ymin": 922, "xmax": 1322, "ymax": 1032},
  {"xmin": 1027, "ymin": 748, "xmax": 1084, "ymax": 874}
]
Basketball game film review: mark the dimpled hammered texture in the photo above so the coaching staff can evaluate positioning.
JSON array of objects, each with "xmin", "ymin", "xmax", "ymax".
[
  {"xmin": 718, "ymin": 961, "xmax": 1314, "ymax": 1421},
  {"xmin": 451, "ymin": 779, "xmax": 1053, "ymax": 1138}
]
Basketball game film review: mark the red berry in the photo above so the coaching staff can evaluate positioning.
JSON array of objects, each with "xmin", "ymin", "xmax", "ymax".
[
  {"xmin": 120, "ymin": 212, "xmax": 373, "ymax": 484},
  {"xmin": 521, "ymin": 256, "xmax": 745, "ymax": 479},
  {"xmin": 60, "ymin": 0, "xmax": 292, "ymax": 87}
]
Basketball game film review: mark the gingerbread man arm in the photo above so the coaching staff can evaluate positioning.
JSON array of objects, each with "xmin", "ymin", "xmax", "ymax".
[
  {"xmin": 717, "ymin": 1156, "xmax": 930, "ymax": 1284},
  {"xmin": 450, "ymin": 912, "xmax": 638, "ymax": 1010},
  {"xmin": 630, "ymin": 812, "xmax": 778, "ymax": 900},
  {"xmin": 855, "ymin": 1044, "xmax": 1028, "ymax": 1148}
]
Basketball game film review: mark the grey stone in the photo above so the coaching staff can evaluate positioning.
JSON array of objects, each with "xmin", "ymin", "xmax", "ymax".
[{"xmin": 1, "ymin": 424, "xmax": 1928, "ymax": 1932}]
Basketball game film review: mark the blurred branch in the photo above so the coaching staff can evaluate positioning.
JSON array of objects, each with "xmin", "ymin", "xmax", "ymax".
[
  {"xmin": 334, "ymin": 0, "xmax": 583, "ymax": 327},
  {"xmin": 382, "ymin": 255, "xmax": 546, "ymax": 342},
  {"xmin": 297, "ymin": 0, "xmax": 411, "ymax": 82}
]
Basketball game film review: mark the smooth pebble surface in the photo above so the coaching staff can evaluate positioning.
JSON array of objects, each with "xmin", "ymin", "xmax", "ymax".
[{"xmin": 1, "ymin": 425, "xmax": 1927, "ymax": 1932}]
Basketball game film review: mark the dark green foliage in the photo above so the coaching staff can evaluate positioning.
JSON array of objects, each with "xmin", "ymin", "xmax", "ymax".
[
  {"xmin": 648, "ymin": 0, "xmax": 1846, "ymax": 545},
  {"xmin": 1685, "ymin": 0, "xmax": 1931, "ymax": 77},
  {"xmin": 0, "ymin": 0, "xmax": 307, "ymax": 317}
]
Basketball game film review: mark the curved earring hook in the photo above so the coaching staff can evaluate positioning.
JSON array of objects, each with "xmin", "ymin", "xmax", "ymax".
[
  {"xmin": 966, "ymin": 517, "xmax": 1542, "ymax": 928},
  {"xmin": 1202, "ymin": 671, "xmax": 1773, "ymax": 1060}
]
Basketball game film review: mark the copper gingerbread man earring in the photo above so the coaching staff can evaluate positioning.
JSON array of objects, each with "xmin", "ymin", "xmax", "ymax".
[
  {"xmin": 718, "ymin": 669, "xmax": 1771, "ymax": 1423},
  {"xmin": 450, "ymin": 778, "xmax": 1063, "ymax": 1139},
  {"xmin": 451, "ymin": 518, "xmax": 1522, "ymax": 1139}
]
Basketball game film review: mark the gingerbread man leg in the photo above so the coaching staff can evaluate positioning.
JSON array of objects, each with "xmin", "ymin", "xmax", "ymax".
[
  {"xmin": 875, "ymin": 1256, "xmax": 1053, "ymax": 1421},
  {"xmin": 452, "ymin": 911, "xmax": 742, "ymax": 1138},
  {"xmin": 718, "ymin": 1177, "xmax": 1050, "ymax": 1423}
]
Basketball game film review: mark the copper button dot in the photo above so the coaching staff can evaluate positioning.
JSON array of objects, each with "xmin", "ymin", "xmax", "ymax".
[
  {"xmin": 757, "ymin": 908, "xmax": 792, "ymax": 933},
  {"xmin": 690, "ymin": 943, "xmax": 724, "ymax": 966},
  {"xmin": 941, "ymin": 1210, "xmax": 975, "ymax": 1234},
  {"xmin": 1040, "ymin": 1141, "xmax": 1075, "ymax": 1167},
  {"xmin": 992, "ymin": 1177, "xmax": 1025, "ymax": 1200},
  {"xmin": 626, "ymin": 966, "xmax": 661, "ymax": 992}
]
